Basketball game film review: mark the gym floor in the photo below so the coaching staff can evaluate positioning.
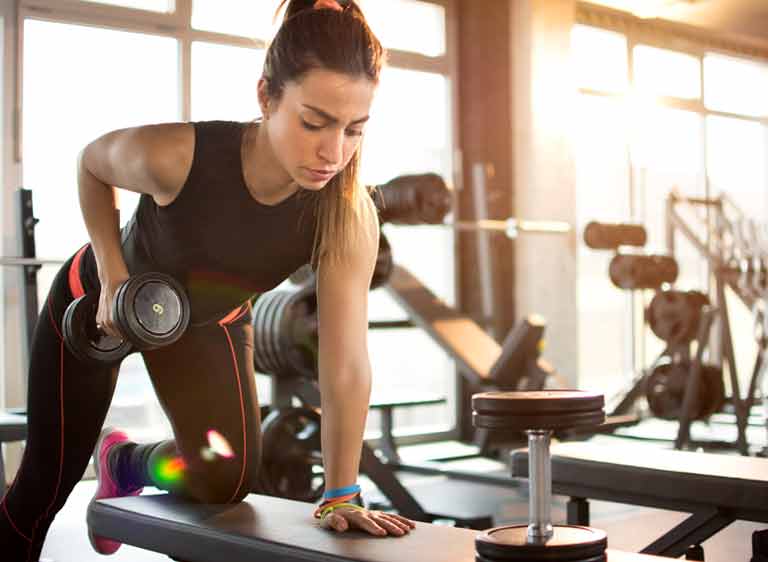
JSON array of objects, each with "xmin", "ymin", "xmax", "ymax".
[{"xmin": 40, "ymin": 440, "xmax": 760, "ymax": 562}]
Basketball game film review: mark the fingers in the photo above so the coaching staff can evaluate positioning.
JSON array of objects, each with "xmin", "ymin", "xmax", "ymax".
[{"xmin": 323, "ymin": 509, "xmax": 416, "ymax": 537}]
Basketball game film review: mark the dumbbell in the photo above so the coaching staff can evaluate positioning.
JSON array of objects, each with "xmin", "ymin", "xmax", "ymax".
[
  {"xmin": 62, "ymin": 272, "xmax": 190, "ymax": 365},
  {"xmin": 472, "ymin": 390, "xmax": 607, "ymax": 562}
]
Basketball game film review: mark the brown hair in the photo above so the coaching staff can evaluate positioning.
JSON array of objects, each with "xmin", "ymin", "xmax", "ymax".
[{"xmin": 266, "ymin": 0, "xmax": 385, "ymax": 265}]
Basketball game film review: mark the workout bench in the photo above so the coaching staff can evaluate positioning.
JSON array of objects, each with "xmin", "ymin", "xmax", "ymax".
[
  {"xmin": 87, "ymin": 492, "xmax": 676, "ymax": 561},
  {"xmin": 511, "ymin": 442, "xmax": 768, "ymax": 559}
]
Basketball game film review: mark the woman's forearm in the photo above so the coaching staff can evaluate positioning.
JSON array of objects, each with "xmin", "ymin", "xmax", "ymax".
[
  {"xmin": 77, "ymin": 152, "xmax": 129, "ymax": 283},
  {"xmin": 318, "ymin": 363, "xmax": 372, "ymax": 491}
]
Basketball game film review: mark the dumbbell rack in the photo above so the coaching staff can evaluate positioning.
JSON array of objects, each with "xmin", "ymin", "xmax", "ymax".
[{"xmin": 666, "ymin": 191, "xmax": 766, "ymax": 455}]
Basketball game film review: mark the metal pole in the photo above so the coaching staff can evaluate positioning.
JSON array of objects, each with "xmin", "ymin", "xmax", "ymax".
[{"xmin": 527, "ymin": 429, "xmax": 553, "ymax": 541}]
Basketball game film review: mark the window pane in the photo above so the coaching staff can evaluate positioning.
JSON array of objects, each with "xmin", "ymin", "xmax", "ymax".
[
  {"xmin": 359, "ymin": 0, "xmax": 445, "ymax": 57},
  {"xmin": 23, "ymin": 19, "xmax": 178, "ymax": 439},
  {"xmin": 192, "ymin": 0, "xmax": 277, "ymax": 39},
  {"xmin": 706, "ymin": 116, "xmax": 768, "ymax": 392},
  {"xmin": 574, "ymin": 95, "xmax": 631, "ymax": 390},
  {"xmin": 84, "ymin": 0, "xmax": 173, "ymax": 11},
  {"xmin": 633, "ymin": 45, "xmax": 700, "ymax": 100},
  {"xmin": 361, "ymin": 66, "xmax": 455, "ymax": 433},
  {"xmin": 191, "ymin": 42, "xmax": 265, "ymax": 121},
  {"xmin": 631, "ymin": 107, "xmax": 706, "ymax": 365},
  {"xmin": 706, "ymin": 116, "xmax": 768, "ymax": 218},
  {"xmin": 704, "ymin": 54, "xmax": 768, "ymax": 117},
  {"xmin": 571, "ymin": 25, "xmax": 628, "ymax": 93}
]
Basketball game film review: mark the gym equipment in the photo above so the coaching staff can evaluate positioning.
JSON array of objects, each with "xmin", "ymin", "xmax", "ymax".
[
  {"xmin": 252, "ymin": 287, "xmax": 318, "ymax": 380},
  {"xmin": 666, "ymin": 190, "xmax": 767, "ymax": 454},
  {"xmin": 0, "ymin": 410, "xmax": 26, "ymax": 495},
  {"xmin": 472, "ymin": 390, "xmax": 607, "ymax": 561},
  {"xmin": 645, "ymin": 359, "xmax": 725, "ymax": 421},
  {"xmin": 288, "ymin": 230, "xmax": 394, "ymax": 290},
  {"xmin": 646, "ymin": 290, "xmax": 709, "ymax": 345},
  {"xmin": 511, "ymin": 441, "xmax": 768, "ymax": 559},
  {"xmin": 583, "ymin": 221, "xmax": 647, "ymax": 250},
  {"xmin": 0, "ymin": 256, "xmax": 65, "ymax": 266},
  {"xmin": 62, "ymin": 272, "xmax": 190, "ymax": 365},
  {"xmin": 608, "ymin": 253, "xmax": 678, "ymax": 290},
  {"xmin": 374, "ymin": 172, "xmax": 452, "ymax": 225},
  {"xmin": 257, "ymin": 406, "xmax": 324, "ymax": 503},
  {"xmin": 87, "ymin": 492, "xmax": 676, "ymax": 562}
]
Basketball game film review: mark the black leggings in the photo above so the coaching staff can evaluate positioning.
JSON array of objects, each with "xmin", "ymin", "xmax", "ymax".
[{"xmin": 0, "ymin": 246, "xmax": 263, "ymax": 562}]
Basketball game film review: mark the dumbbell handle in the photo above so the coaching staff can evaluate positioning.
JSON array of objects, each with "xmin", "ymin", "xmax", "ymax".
[{"xmin": 527, "ymin": 429, "xmax": 553, "ymax": 541}]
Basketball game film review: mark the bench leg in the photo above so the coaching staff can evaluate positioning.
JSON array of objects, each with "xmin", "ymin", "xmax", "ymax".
[
  {"xmin": 566, "ymin": 497, "xmax": 589, "ymax": 525},
  {"xmin": 641, "ymin": 509, "xmax": 732, "ymax": 558}
]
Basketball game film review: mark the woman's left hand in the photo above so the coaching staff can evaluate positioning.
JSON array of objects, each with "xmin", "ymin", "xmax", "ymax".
[{"xmin": 321, "ymin": 506, "xmax": 416, "ymax": 537}]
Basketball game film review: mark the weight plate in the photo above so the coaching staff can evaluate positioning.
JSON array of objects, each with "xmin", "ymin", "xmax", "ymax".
[
  {"xmin": 472, "ymin": 391, "xmax": 604, "ymax": 415},
  {"xmin": 476, "ymin": 525, "xmax": 607, "ymax": 561}
]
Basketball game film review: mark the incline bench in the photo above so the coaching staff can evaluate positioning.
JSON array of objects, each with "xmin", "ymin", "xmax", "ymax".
[
  {"xmin": 511, "ymin": 442, "xmax": 768, "ymax": 559},
  {"xmin": 87, "ymin": 492, "xmax": 678, "ymax": 562}
]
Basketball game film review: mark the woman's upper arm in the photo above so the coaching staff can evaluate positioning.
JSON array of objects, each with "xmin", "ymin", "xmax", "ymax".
[{"xmin": 79, "ymin": 122, "xmax": 194, "ymax": 206}]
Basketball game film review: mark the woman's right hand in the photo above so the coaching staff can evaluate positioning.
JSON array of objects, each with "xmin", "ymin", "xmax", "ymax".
[{"xmin": 96, "ymin": 276, "xmax": 129, "ymax": 339}]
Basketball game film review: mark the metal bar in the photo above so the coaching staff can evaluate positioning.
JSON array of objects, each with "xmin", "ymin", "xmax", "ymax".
[
  {"xmin": 527, "ymin": 430, "xmax": 553, "ymax": 541},
  {"xmin": 0, "ymin": 256, "xmax": 65, "ymax": 266},
  {"xmin": 451, "ymin": 218, "xmax": 571, "ymax": 237},
  {"xmin": 640, "ymin": 509, "xmax": 733, "ymax": 558}
]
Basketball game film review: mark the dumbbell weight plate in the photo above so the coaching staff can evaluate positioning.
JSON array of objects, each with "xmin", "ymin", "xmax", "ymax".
[
  {"xmin": 62, "ymin": 293, "xmax": 132, "ymax": 365},
  {"xmin": 472, "ymin": 391, "xmax": 605, "ymax": 431},
  {"xmin": 259, "ymin": 407, "xmax": 324, "ymax": 502},
  {"xmin": 114, "ymin": 273, "xmax": 190, "ymax": 349},
  {"xmin": 476, "ymin": 525, "xmax": 607, "ymax": 561}
]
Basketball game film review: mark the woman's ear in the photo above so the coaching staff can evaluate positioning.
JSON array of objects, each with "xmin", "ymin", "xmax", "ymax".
[{"xmin": 257, "ymin": 78, "xmax": 271, "ymax": 119}]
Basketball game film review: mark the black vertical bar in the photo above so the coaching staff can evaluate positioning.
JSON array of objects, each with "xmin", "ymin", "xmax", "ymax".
[{"xmin": 15, "ymin": 189, "xmax": 40, "ymax": 362}]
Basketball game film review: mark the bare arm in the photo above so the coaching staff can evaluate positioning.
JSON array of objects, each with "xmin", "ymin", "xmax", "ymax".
[
  {"xmin": 315, "ymin": 199, "xmax": 414, "ymax": 537},
  {"xmin": 316, "ymin": 211, "xmax": 377, "ymax": 491},
  {"xmin": 77, "ymin": 122, "xmax": 193, "ymax": 334}
]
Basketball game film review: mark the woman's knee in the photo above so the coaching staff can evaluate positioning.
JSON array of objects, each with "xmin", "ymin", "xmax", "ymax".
[{"xmin": 184, "ymin": 450, "xmax": 261, "ymax": 504}]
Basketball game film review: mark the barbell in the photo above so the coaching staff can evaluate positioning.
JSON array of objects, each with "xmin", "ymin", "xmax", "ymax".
[
  {"xmin": 448, "ymin": 218, "xmax": 571, "ymax": 239},
  {"xmin": 0, "ymin": 257, "xmax": 65, "ymax": 267}
]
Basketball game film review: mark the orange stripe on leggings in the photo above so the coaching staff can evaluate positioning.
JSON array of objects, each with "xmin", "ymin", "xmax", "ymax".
[
  {"xmin": 218, "ymin": 302, "xmax": 249, "ymax": 325},
  {"xmin": 68, "ymin": 244, "xmax": 89, "ymax": 299},
  {"xmin": 218, "ymin": 323, "xmax": 248, "ymax": 503}
]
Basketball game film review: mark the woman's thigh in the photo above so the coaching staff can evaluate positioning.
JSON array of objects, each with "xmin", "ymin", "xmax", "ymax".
[{"xmin": 141, "ymin": 305, "xmax": 261, "ymax": 502}]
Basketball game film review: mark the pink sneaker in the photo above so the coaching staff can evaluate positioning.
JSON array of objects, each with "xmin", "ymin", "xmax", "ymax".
[{"xmin": 88, "ymin": 427, "xmax": 143, "ymax": 555}]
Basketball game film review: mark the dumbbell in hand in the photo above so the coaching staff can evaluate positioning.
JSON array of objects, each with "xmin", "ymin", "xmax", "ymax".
[
  {"xmin": 62, "ymin": 272, "xmax": 190, "ymax": 365},
  {"xmin": 472, "ymin": 390, "xmax": 606, "ymax": 561}
]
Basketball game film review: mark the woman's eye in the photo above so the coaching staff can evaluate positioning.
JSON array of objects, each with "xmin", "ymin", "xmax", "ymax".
[
  {"xmin": 345, "ymin": 128, "xmax": 364, "ymax": 138},
  {"xmin": 301, "ymin": 120, "xmax": 323, "ymax": 131}
]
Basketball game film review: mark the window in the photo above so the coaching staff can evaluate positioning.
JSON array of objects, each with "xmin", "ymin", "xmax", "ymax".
[
  {"xmin": 571, "ymin": 24, "xmax": 628, "ymax": 93},
  {"xmin": 362, "ymin": 66, "xmax": 455, "ymax": 435},
  {"xmin": 633, "ymin": 45, "xmax": 700, "ymax": 100},
  {"xmin": 23, "ymin": 19, "xmax": 179, "ymax": 438},
  {"xmin": 704, "ymin": 54, "xmax": 768, "ymax": 117},
  {"xmin": 359, "ymin": 0, "xmax": 446, "ymax": 57},
  {"xmin": 191, "ymin": 42, "xmax": 265, "ymax": 122},
  {"xmin": 574, "ymin": 95, "xmax": 631, "ymax": 388},
  {"xmin": 573, "ymin": 24, "xmax": 768, "ymax": 402},
  {"xmin": 191, "ymin": 0, "xmax": 276, "ymax": 40},
  {"xmin": 84, "ymin": 0, "xmax": 172, "ymax": 11}
]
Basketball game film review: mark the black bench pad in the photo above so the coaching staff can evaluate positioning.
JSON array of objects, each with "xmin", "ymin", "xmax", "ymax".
[{"xmin": 88, "ymin": 493, "xmax": 674, "ymax": 562}]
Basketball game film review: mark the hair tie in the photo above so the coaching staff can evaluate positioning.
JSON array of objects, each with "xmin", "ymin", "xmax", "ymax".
[{"xmin": 314, "ymin": 0, "xmax": 343, "ymax": 11}]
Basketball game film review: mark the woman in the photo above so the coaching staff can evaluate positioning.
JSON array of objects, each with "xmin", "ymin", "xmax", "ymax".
[{"xmin": 0, "ymin": 1, "xmax": 414, "ymax": 559}]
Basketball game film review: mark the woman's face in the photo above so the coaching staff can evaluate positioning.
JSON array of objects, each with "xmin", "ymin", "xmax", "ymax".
[{"xmin": 261, "ymin": 68, "xmax": 376, "ymax": 190}]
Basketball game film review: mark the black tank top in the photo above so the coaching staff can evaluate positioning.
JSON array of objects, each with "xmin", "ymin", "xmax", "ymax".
[{"xmin": 120, "ymin": 120, "xmax": 319, "ymax": 325}]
